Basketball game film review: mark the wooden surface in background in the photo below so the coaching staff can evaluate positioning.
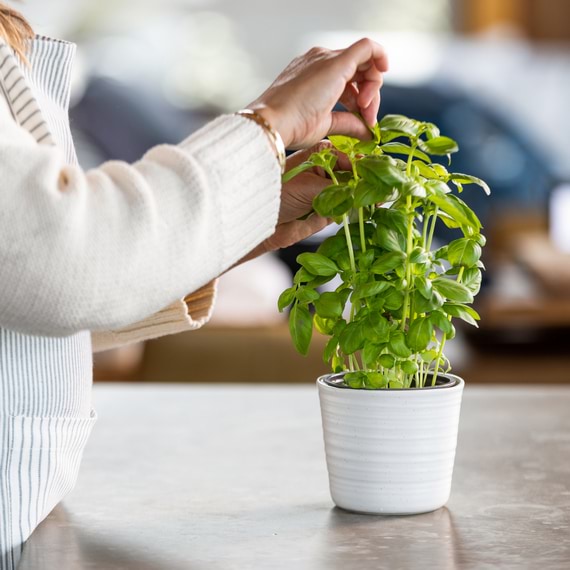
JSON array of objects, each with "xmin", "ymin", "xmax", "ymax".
[{"xmin": 458, "ymin": 0, "xmax": 570, "ymax": 41}]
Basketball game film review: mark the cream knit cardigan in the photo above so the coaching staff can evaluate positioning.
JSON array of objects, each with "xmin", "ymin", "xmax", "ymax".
[{"xmin": 0, "ymin": 38, "xmax": 281, "ymax": 351}]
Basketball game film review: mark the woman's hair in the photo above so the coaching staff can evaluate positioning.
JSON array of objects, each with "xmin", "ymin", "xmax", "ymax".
[{"xmin": 0, "ymin": 2, "xmax": 33, "ymax": 61}]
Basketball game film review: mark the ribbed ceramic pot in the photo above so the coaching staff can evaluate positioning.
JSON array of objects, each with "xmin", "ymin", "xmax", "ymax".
[{"xmin": 317, "ymin": 372, "xmax": 464, "ymax": 515}]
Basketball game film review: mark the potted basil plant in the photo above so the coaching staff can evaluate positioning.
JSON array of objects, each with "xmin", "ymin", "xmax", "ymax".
[{"xmin": 278, "ymin": 114, "xmax": 490, "ymax": 515}]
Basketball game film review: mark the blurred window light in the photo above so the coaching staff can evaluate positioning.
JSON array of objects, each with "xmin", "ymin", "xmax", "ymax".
[
  {"xmin": 357, "ymin": 0, "xmax": 451, "ymax": 33},
  {"xmin": 549, "ymin": 184, "xmax": 570, "ymax": 253},
  {"xmin": 303, "ymin": 31, "xmax": 446, "ymax": 85}
]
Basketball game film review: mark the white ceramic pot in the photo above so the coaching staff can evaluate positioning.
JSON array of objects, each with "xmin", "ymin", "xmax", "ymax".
[{"xmin": 317, "ymin": 373, "xmax": 464, "ymax": 515}]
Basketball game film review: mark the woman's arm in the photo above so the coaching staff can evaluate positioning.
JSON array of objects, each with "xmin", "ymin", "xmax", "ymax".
[
  {"xmin": 0, "ymin": 103, "xmax": 281, "ymax": 336},
  {"xmin": 0, "ymin": 37, "xmax": 387, "ymax": 338}
]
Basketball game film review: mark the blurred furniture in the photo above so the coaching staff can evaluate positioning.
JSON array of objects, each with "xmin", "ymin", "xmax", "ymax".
[
  {"xmin": 20, "ymin": 383, "xmax": 570, "ymax": 569},
  {"xmin": 140, "ymin": 324, "xmax": 328, "ymax": 383},
  {"xmin": 458, "ymin": 0, "xmax": 570, "ymax": 41},
  {"xmin": 456, "ymin": 210, "xmax": 570, "ymax": 384}
]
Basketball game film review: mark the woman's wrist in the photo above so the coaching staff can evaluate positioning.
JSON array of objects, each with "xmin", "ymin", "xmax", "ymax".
[{"xmin": 235, "ymin": 108, "xmax": 287, "ymax": 173}]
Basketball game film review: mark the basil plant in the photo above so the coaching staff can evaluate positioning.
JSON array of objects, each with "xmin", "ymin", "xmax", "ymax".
[{"xmin": 278, "ymin": 115, "xmax": 490, "ymax": 389}]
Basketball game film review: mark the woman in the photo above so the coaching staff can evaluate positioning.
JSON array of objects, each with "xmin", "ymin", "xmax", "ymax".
[{"xmin": 0, "ymin": 3, "xmax": 387, "ymax": 566}]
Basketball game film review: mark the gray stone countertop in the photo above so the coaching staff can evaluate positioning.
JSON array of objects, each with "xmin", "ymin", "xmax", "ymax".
[{"xmin": 19, "ymin": 384, "xmax": 570, "ymax": 570}]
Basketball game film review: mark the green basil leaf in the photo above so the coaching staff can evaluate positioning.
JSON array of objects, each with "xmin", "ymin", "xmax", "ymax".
[
  {"xmin": 282, "ymin": 161, "xmax": 314, "ymax": 184},
  {"xmin": 380, "ymin": 142, "xmax": 431, "ymax": 163},
  {"xmin": 296, "ymin": 287, "xmax": 320, "ymax": 304},
  {"xmin": 328, "ymin": 134, "xmax": 359, "ymax": 155},
  {"xmin": 420, "ymin": 349, "xmax": 439, "ymax": 363},
  {"xmin": 277, "ymin": 287, "xmax": 296, "ymax": 312},
  {"xmin": 317, "ymin": 233, "xmax": 347, "ymax": 259},
  {"xmin": 353, "ymin": 179, "xmax": 394, "ymax": 208},
  {"xmin": 314, "ymin": 291, "xmax": 344, "ymax": 319},
  {"xmin": 314, "ymin": 315, "xmax": 335, "ymax": 335},
  {"xmin": 323, "ymin": 336, "xmax": 339, "ymax": 363},
  {"xmin": 413, "ymin": 289, "xmax": 444, "ymax": 313},
  {"xmin": 415, "ymin": 276, "xmax": 433, "ymax": 299},
  {"xmin": 306, "ymin": 274, "xmax": 336, "ymax": 288},
  {"xmin": 424, "ymin": 179, "xmax": 452, "ymax": 195},
  {"xmin": 474, "ymin": 234, "xmax": 487, "ymax": 246},
  {"xmin": 379, "ymin": 354, "xmax": 396, "ymax": 368},
  {"xmin": 432, "ymin": 278, "xmax": 474, "ymax": 304},
  {"xmin": 443, "ymin": 303, "xmax": 480, "ymax": 327},
  {"xmin": 422, "ymin": 122, "xmax": 441, "ymax": 139},
  {"xmin": 373, "ymin": 208, "xmax": 408, "ymax": 235},
  {"xmin": 400, "ymin": 359, "xmax": 418, "ymax": 375},
  {"xmin": 432, "ymin": 163, "xmax": 449, "ymax": 177},
  {"xmin": 352, "ymin": 280, "xmax": 392, "ymax": 300},
  {"xmin": 429, "ymin": 310, "xmax": 453, "ymax": 334},
  {"xmin": 401, "ymin": 181, "xmax": 427, "ymax": 198},
  {"xmin": 310, "ymin": 149, "xmax": 338, "ymax": 171},
  {"xmin": 370, "ymin": 251, "xmax": 406, "ymax": 274},
  {"xmin": 428, "ymin": 192, "xmax": 477, "ymax": 230},
  {"xmin": 450, "ymin": 173, "xmax": 491, "ymax": 196},
  {"xmin": 356, "ymin": 156, "xmax": 408, "ymax": 189},
  {"xmin": 462, "ymin": 268, "xmax": 483, "ymax": 295},
  {"xmin": 389, "ymin": 330, "xmax": 411, "ymax": 358},
  {"xmin": 379, "ymin": 114, "xmax": 421, "ymax": 136},
  {"xmin": 412, "ymin": 160, "xmax": 440, "ymax": 179},
  {"xmin": 363, "ymin": 313, "xmax": 391, "ymax": 343},
  {"xmin": 383, "ymin": 288, "xmax": 405, "ymax": 311},
  {"xmin": 363, "ymin": 371, "xmax": 387, "ymax": 389},
  {"xmin": 419, "ymin": 136, "xmax": 459, "ymax": 155},
  {"xmin": 363, "ymin": 342, "xmax": 383, "ymax": 364},
  {"xmin": 293, "ymin": 267, "xmax": 314, "ymax": 284},
  {"xmin": 313, "ymin": 184, "xmax": 353, "ymax": 217},
  {"xmin": 289, "ymin": 304, "xmax": 313, "ymax": 355},
  {"xmin": 331, "ymin": 353, "xmax": 345, "ymax": 373},
  {"xmin": 345, "ymin": 371, "xmax": 366, "ymax": 389},
  {"xmin": 407, "ymin": 317, "xmax": 433, "ymax": 351},
  {"xmin": 339, "ymin": 321, "xmax": 365, "ymax": 354},
  {"xmin": 375, "ymin": 225, "xmax": 406, "ymax": 252},
  {"xmin": 447, "ymin": 238, "xmax": 482, "ymax": 267},
  {"xmin": 297, "ymin": 252, "xmax": 339, "ymax": 277},
  {"xmin": 357, "ymin": 249, "xmax": 376, "ymax": 270},
  {"xmin": 410, "ymin": 247, "xmax": 429, "ymax": 264},
  {"xmin": 355, "ymin": 140, "xmax": 379, "ymax": 154}
]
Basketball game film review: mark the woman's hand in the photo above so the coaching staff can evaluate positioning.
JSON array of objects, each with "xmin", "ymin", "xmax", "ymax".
[
  {"xmin": 248, "ymin": 38, "xmax": 388, "ymax": 149},
  {"xmin": 237, "ymin": 143, "xmax": 337, "ymax": 264}
]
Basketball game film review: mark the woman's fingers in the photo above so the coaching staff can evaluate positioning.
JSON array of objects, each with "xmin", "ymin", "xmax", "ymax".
[
  {"xmin": 360, "ymin": 89, "xmax": 381, "ymax": 127},
  {"xmin": 329, "ymin": 111, "xmax": 373, "ymax": 140},
  {"xmin": 263, "ymin": 215, "xmax": 331, "ymax": 253},
  {"xmin": 249, "ymin": 37, "xmax": 387, "ymax": 149},
  {"xmin": 338, "ymin": 38, "xmax": 389, "ymax": 78},
  {"xmin": 338, "ymin": 82, "xmax": 360, "ymax": 114}
]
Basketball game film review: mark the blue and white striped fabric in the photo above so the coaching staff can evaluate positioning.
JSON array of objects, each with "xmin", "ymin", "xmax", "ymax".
[{"xmin": 0, "ymin": 36, "xmax": 95, "ymax": 570}]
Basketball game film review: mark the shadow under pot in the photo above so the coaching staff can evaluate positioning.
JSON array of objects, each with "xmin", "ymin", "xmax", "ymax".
[{"xmin": 317, "ymin": 372, "xmax": 464, "ymax": 515}]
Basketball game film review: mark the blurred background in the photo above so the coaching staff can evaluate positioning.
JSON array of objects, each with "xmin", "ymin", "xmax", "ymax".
[{"xmin": 15, "ymin": 0, "xmax": 570, "ymax": 384}]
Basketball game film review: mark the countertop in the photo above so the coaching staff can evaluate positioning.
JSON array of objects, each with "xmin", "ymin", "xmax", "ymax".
[{"xmin": 19, "ymin": 384, "xmax": 570, "ymax": 570}]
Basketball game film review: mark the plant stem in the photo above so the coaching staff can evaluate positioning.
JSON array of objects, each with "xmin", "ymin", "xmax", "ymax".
[
  {"xmin": 431, "ymin": 266, "xmax": 465, "ymax": 386},
  {"xmin": 400, "ymin": 196, "xmax": 414, "ymax": 331},
  {"xmin": 406, "ymin": 143, "xmax": 416, "ymax": 176},
  {"xmin": 327, "ymin": 168, "xmax": 339, "ymax": 186},
  {"xmin": 358, "ymin": 208, "xmax": 367, "ymax": 253},
  {"xmin": 342, "ymin": 214, "xmax": 357, "ymax": 276},
  {"xmin": 422, "ymin": 212, "xmax": 430, "ymax": 249},
  {"xmin": 426, "ymin": 206, "xmax": 439, "ymax": 251}
]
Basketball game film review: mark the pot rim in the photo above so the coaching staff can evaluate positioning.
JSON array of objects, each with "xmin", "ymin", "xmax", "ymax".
[{"xmin": 317, "ymin": 371, "xmax": 464, "ymax": 392}]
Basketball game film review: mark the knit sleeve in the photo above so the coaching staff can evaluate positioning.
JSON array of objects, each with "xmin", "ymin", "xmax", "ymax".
[
  {"xmin": 0, "ymin": 102, "xmax": 281, "ymax": 337},
  {"xmin": 91, "ymin": 280, "xmax": 218, "ymax": 352}
]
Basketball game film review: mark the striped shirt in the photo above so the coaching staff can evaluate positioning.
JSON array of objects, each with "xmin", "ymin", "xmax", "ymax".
[{"xmin": 0, "ymin": 36, "xmax": 95, "ymax": 570}]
